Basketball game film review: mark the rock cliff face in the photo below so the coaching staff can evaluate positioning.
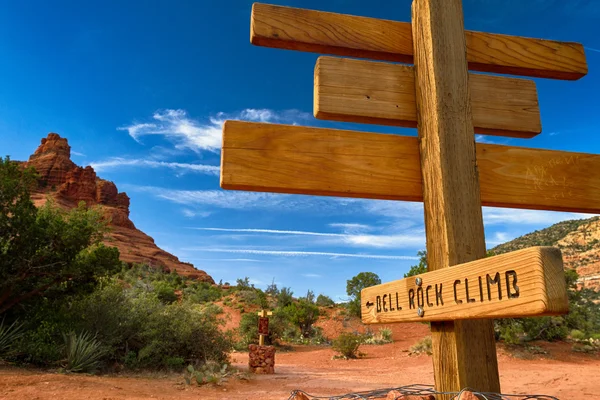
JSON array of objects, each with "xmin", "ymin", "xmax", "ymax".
[{"xmin": 24, "ymin": 133, "xmax": 213, "ymax": 283}]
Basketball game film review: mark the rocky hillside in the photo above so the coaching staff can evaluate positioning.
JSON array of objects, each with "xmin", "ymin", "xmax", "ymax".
[
  {"xmin": 22, "ymin": 133, "xmax": 213, "ymax": 283},
  {"xmin": 491, "ymin": 217, "xmax": 600, "ymax": 290}
]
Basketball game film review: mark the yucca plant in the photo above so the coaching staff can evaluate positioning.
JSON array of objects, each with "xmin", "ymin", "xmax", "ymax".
[
  {"xmin": 62, "ymin": 331, "xmax": 105, "ymax": 372},
  {"xmin": 0, "ymin": 318, "xmax": 24, "ymax": 358}
]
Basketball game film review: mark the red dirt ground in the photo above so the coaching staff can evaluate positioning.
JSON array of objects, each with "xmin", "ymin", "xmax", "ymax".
[{"xmin": 1, "ymin": 336, "xmax": 598, "ymax": 400}]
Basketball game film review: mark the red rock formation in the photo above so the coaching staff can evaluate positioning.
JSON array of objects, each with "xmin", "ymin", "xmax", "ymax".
[{"xmin": 24, "ymin": 133, "xmax": 213, "ymax": 283}]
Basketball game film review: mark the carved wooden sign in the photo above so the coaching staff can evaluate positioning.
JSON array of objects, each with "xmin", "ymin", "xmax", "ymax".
[
  {"xmin": 258, "ymin": 317, "xmax": 269, "ymax": 335},
  {"xmin": 361, "ymin": 247, "xmax": 568, "ymax": 324}
]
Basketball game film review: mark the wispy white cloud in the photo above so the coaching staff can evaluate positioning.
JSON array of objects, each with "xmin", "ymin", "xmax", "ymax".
[
  {"xmin": 585, "ymin": 46, "xmax": 600, "ymax": 54},
  {"xmin": 71, "ymin": 150, "xmax": 86, "ymax": 157},
  {"xmin": 90, "ymin": 157, "xmax": 219, "ymax": 175},
  {"xmin": 190, "ymin": 227, "xmax": 347, "ymax": 237},
  {"xmin": 182, "ymin": 209, "xmax": 211, "ymax": 218},
  {"xmin": 190, "ymin": 226, "xmax": 424, "ymax": 249},
  {"xmin": 193, "ymin": 248, "xmax": 419, "ymax": 260},
  {"xmin": 119, "ymin": 108, "xmax": 310, "ymax": 153},
  {"xmin": 482, "ymin": 207, "xmax": 593, "ymax": 226},
  {"xmin": 302, "ymin": 273, "xmax": 322, "ymax": 278},
  {"xmin": 328, "ymin": 223, "xmax": 373, "ymax": 233}
]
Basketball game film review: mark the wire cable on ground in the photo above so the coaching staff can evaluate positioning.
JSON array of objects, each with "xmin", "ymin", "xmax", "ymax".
[{"xmin": 286, "ymin": 384, "xmax": 560, "ymax": 400}]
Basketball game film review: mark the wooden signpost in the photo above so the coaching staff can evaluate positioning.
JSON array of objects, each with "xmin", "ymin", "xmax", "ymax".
[
  {"xmin": 221, "ymin": 0, "xmax": 591, "ymax": 395},
  {"xmin": 257, "ymin": 309, "xmax": 272, "ymax": 346}
]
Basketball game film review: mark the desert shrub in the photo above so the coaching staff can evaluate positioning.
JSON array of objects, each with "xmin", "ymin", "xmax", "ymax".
[
  {"xmin": 409, "ymin": 336, "xmax": 432, "ymax": 355},
  {"xmin": 571, "ymin": 329, "xmax": 586, "ymax": 340},
  {"xmin": 184, "ymin": 362, "xmax": 240, "ymax": 386},
  {"xmin": 283, "ymin": 300, "xmax": 320, "ymax": 338},
  {"xmin": 154, "ymin": 281, "xmax": 178, "ymax": 304},
  {"xmin": 277, "ymin": 287, "xmax": 294, "ymax": 308},
  {"xmin": 0, "ymin": 318, "xmax": 24, "ymax": 358},
  {"xmin": 364, "ymin": 328, "xmax": 393, "ymax": 345},
  {"xmin": 332, "ymin": 332, "xmax": 364, "ymax": 358},
  {"xmin": 495, "ymin": 320, "xmax": 523, "ymax": 345},
  {"xmin": 284, "ymin": 326, "xmax": 329, "ymax": 345},
  {"xmin": 316, "ymin": 294, "xmax": 335, "ymax": 307},
  {"xmin": 62, "ymin": 331, "xmax": 105, "ymax": 373},
  {"xmin": 136, "ymin": 301, "xmax": 232, "ymax": 368},
  {"xmin": 237, "ymin": 289, "xmax": 258, "ymax": 305},
  {"xmin": 185, "ymin": 282, "xmax": 222, "ymax": 303},
  {"xmin": 235, "ymin": 277, "xmax": 252, "ymax": 290},
  {"xmin": 16, "ymin": 317, "xmax": 67, "ymax": 365}
]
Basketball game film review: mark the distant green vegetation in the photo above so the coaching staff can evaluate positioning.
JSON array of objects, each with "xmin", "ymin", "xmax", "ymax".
[{"xmin": 0, "ymin": 157, "xmax": 232, "ymax": 372}]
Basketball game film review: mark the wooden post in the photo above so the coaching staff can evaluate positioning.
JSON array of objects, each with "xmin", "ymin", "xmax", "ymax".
[{"xmin": 411, "ymin": 0, "xmax": 500, "ymax": 394}]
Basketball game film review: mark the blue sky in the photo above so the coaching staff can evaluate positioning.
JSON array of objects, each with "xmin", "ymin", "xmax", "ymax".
[{"xmin": 1, "ymin": 0, "xmax": 599, "ymax": 301}]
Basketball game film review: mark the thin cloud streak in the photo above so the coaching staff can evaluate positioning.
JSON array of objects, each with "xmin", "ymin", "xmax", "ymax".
[
  {"xmin": 190, "ymin": 227, "xmax": 424, "ymax": 249},
  {"xmin": 193, "ymin": 248, "xmax": 419, "ymax": 260},
  {"xmin": 190, "ymin": 227, "xmax": 347, "ymax": 237},
  {"xmin": 91, "ymin": 158, "xmax": 220, "ymax": 175}
]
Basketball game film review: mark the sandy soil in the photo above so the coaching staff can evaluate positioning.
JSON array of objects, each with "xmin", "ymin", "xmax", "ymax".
[{"xmin": 1, "ymin": 338, "xmax": 598, "ymax": 400}]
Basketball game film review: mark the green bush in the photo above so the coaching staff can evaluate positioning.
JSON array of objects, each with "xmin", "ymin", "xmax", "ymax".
[
  {"xmin": 409, "ymin": 336, "xmax": 432, "ymax": 355},
  {"xmin": 277, "ymin": 287, "xmax": 294, "ymax": 308},
  {"xmin": 0, "ymin": 318, "xmax": 24, "ymax": 358},
  {"xmin": 316, "ymin": 294, "xmax": 335, "ymax": 307},
  {"xmin": 283, "ymin": 300, "xmax": 320, "ymax": 338},
  {"xmin": 184, "ymin": 282, "xmax": 222, "ymax": 303},
  {"xmin": 364, "ymin": 327, "xmax": 393, "ymax": 345},
  {"xmin": 571, "ymin": 329, "xmax": 586, "ymax": 340},
  {"xmin": 154, "ymin": 281, "xmax": 178, "ymax": 304},
  {"xmin": 62, "ymin": 331, "xmax": 105, "ymax": 373},
  {"xmin": 332, "ymin": 332, "xmax": 363, "ymax": 358}
]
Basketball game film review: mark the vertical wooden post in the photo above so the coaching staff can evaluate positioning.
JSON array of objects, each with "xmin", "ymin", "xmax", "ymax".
[{"xmin": 411, "ymin": 0, "xmax": 501, "ymax": 395}]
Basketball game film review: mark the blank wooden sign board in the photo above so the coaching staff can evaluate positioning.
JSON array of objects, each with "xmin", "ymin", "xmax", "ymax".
[{"xmin": 221, "ymin": 0, "xmax": 591, "ymax": 396}]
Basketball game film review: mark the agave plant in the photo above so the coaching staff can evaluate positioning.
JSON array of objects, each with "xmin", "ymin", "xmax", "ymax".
[
  {"xmin": 0, "ymin": 318, "xmax": 24, "ymax": 358},
  {"xmin": 62, "ymin": 331, "xmax": 105, "ymax": 372}
]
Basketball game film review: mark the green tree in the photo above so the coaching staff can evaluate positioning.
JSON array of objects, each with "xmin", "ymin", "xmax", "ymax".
[
  {"xmin": 277, "ymin": 287, "xmax": 294, "ymax": 308},
  {"xmin": 0, "ymin": 157, "xmax": 121, "ymax": 314},
  {"xmin": 265, "ymin": 278, "xmax": 279, "ymax": 296},
  {"xmin": 316, "ymin": 294, "xmax": 335, "ymax": 307},
  {"xmin": 346, "ymin": 272, "xmax": 381, "ymax": 317},
  {"xmin": 404, "ymin": 250, "xmax": 428, "ymax": 277},
  {"xmin": 283, "ymin": 300, "xmax": 320, "ymax": 337}
]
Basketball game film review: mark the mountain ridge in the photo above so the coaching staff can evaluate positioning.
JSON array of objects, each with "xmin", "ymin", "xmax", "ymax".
[{"xmin": 491, "ymin": 216, "xmax": 600, "ymax": 290}]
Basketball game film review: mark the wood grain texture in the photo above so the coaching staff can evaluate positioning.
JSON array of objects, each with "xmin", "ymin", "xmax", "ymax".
[
  {"xmin": 361, "ymin": 247, "xmax": 568, "ymax": 323},
  {"xmin": 221, "ymin": 121, "xmax": 600, "ymax": 214},
  {"xmin": 314, "ymin": 57, "xmax": 541, "ymax": 138},
  {"xmin": 411, "ymin": 0, "xmax": 498, "ymax": 393},
  {"xmin": 250, "ymin": 3, "xmax": 587, "ymax": 80}
]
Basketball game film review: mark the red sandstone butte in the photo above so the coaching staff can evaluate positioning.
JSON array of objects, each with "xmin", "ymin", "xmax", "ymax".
[{"xmin": 23, "ymin": 133, "xmax": 213, "ymax": 283}]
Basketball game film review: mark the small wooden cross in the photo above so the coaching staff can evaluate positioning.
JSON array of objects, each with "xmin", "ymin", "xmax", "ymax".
[{"xmin": 257, "ymin": 309, "xmax": 273, "ymax": 346}]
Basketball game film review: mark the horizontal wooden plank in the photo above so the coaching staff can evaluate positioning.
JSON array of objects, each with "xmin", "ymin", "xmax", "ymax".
[
  {"xmin": 314, "ymin": 57, "xmax": 541, "ymax": 138},
  {"xmin": 251, "ymin": 3, "xmax": 587, "ymax": 80},
  {"xmin": 360, "ymin": 247, "xmax": 567, "ymax": 323},
  {"xmin": 221, "ymin": 121, "xmax": 600, "ymax": 214}
]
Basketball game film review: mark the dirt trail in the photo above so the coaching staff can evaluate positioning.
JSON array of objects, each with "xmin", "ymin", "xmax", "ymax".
[{"xmin": 1, "ymin": 341, "xmax": 598, "ymax": 400}]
